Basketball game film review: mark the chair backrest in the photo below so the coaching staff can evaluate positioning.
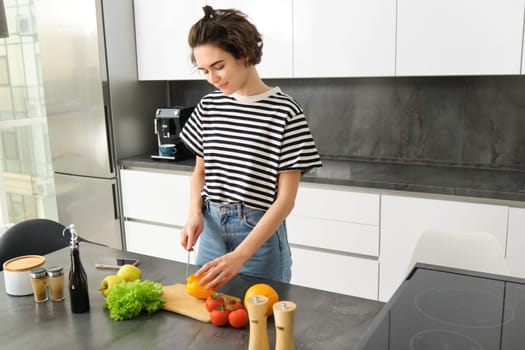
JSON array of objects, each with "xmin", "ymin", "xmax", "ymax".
[
  {"xmin": 407, "ymin": 229, "xmax": 508, "ymax": 276},
  {"xmin": 0, "ymin": 219, "xmax": 70, "ymax": 270}
]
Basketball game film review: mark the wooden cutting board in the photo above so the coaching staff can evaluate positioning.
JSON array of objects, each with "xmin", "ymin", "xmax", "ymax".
[{"xmin": 161, "ymin": 284, "xmax": 239, "ymax": 323}]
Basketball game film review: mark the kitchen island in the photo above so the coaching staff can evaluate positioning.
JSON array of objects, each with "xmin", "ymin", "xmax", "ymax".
[
  {"xmin": 357, "ymin": 263, "xmax": 525, "ymax": 349},
  {"xmin": 0, "ymin": 243, "xmax": 384, "ymax": 350}
]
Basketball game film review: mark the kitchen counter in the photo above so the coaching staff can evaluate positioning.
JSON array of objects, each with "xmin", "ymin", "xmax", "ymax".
[
  {"xmin": 120, "ymin": 155, "xmax": 525, "ymax": 206},
  {"xmin": 357, "ymin": 263, "xmax": 525, "ymax": 349},
  {"xmin": 0, "ymin": 243, "xmax": 384, "ymax": 350}
]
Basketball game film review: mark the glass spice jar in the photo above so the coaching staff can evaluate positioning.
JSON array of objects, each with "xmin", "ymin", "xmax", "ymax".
[
  {"xmin": 30, "ymin": 267, "xmax": 48, "ymax": 302},
  {"xmin": 46, "ymin": 266, "xmax": 65, "ymax": 301}
]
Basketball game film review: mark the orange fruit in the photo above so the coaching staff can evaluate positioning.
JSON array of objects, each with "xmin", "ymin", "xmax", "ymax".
[{"xmin": 243, "ymin": 283, "xmax": 279, "ymax": 316}]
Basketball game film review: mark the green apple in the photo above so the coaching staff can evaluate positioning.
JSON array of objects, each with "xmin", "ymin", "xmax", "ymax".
[
  {"xmin": 99, "ymin": 275, "xmax": 124, "ymax": 297},
  {"xmin": 117, "ymin": 264, "xmax": 142, "ymax": 282}
]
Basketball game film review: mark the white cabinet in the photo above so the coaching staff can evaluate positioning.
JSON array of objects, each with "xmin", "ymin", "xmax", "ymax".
[
  {"xmin": 135, "ymin": 0, "xmax": 525, "ymax": 79},
  {"xmin": 379, "ymin": 194, "xmax": 509, "ymax": 301},
  {"xmin": 134, "ymin": 0, "xmax": 203, "ymax": 80},
  {"xmin": 120, "ymin": 169, "xmax": 190, "ymax": 225},
  {"xmin": 293, "ymin": 0, "xmax": 396, "ymax": 77},
  {"xmin": 288, "ymin": 184, "xmax": 380, "ymax": 256},
  {"xmin": 396, "ymin": 0, "xmax": 525, "ymax": 76},
  {"xmin": 286, "ymin": 216, "xmax": 379, "ymax": 257},
  {"xmin": 291, "ymin": 246, "xmax": 378, "ymax": 299},
  {"xmin": 120, "ymin": 169, "xmax": 192, "ymax": 263},
  {"xmin": 287, "ymin": 183, "xmax": 380, "ymax": 299},
  {"xmin": 125, "ymin": 221, "xmax": 199, "ymax": 264},
  {"xmin": 134, "ymin": 0, "xmax": 292, "ymax": 80},
  {"xmin": 507, "ymin": 207, "xmax": 525, "ymax": 278},
  {"xmin": 207, "ymin": 0, "xmax": 293, "ymax": 78}
]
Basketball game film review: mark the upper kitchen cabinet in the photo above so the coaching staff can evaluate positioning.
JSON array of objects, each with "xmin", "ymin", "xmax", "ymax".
[
  {"xmin": 134, "ymin": 0, "xmax": 203, "ymax": 80},
  {"xmin": 293, "ymin": 0, "xmax": 396, "ymax": 78},
  {"xmin": 206, "ymin": 0, "xmax": 293, "ymax": 78},
  {"xmin": 397, "ymin": 0, "xmax": 525, "ymax": 76}
]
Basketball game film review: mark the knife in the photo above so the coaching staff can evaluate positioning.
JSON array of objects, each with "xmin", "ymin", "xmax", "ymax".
[{"xmin": 185, "ymin": 250, "xmax": 190, "ymax": 280}]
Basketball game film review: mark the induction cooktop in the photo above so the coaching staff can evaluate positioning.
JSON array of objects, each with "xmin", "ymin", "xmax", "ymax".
[{"xmin": 356, "ymin": 264, "xmax": 525, "ymax": 350}]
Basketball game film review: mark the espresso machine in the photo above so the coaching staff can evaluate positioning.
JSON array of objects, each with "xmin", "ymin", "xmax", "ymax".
[{"xmin": 151, "ymin": 106, "xmax": 194, "ymax": 161}]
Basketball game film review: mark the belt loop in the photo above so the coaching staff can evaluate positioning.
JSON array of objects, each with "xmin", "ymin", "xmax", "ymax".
[{"xmin": 238, "ymin": 202, "xmax": 244, "ymax": 219}]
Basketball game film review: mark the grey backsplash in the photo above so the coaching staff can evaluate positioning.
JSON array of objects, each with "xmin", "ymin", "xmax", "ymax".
[{"xmin": 169, "ymin": 76, "xmax": 525, "ymax": 170}]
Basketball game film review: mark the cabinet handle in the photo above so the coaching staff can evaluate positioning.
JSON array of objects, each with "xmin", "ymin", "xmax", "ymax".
[
  {"xmin": 104, "ymin": 105, "xmax": 115, "ymax": 174},
  {"xmin": 111, "ymin": 183, "xmax": 119, "ymax": 220}
]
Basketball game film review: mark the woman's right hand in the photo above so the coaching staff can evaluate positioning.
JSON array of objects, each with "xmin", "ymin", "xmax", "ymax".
[
  {"xmin": 181, "ymin": 156, "xmax": 205, "ymax": 251},
  {"xmin": 180, "ymin": 213, "xmax": 203, "ymax": 251}
]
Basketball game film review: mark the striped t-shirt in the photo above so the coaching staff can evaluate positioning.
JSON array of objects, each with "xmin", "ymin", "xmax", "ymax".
[{"xmin": 180, "ymin": 87, "xmax": 322, "ymax": 210}]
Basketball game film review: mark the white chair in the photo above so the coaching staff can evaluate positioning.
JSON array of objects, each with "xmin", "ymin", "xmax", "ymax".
[{"xmin": 406, "ymin": 229, "xmax": 508, "ymax": 276}]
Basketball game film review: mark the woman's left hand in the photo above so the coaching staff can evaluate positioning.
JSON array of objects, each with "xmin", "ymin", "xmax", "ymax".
[{"xmin": 195, "ymin": 251, "xmax": 246, "ymax": 290}]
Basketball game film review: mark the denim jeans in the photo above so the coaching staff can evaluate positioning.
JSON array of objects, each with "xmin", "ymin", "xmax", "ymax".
[{"xmin": 196, "ymin": 200, "xmax": 292, "ymax": 283}]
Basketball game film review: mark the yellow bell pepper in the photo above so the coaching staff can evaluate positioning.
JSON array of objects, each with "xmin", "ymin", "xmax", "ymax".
[{"xmin": 186, "ymin": 273, "xmax": 215, "ymax": 299}]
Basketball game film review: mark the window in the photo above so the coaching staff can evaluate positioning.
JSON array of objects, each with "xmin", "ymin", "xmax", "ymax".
[{"xmin": 0, "ymin": 0, "xmax": 57, "ymax": 230}]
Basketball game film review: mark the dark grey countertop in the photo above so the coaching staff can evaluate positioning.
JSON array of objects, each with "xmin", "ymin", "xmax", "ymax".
[
  {"xmin": 0, "ymin": 243, "xmax": 383, "ymax": 350},
  {"xmin": 120, "ymin": 155, "xmax": 525, "ymax": 206},
  {"xmin": 355, "ymin": 263, "xmax": 525, "ymax": 349}
]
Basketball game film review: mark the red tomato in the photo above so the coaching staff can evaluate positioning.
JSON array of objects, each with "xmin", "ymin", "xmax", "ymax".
[
  {"xmin": 210, "ymin": 309, "xmax": 230, "ymax": 327},
  {"xmin": 205, "ymin": 294, "xmax": 225, "ymax": 312},
  {"xmin": 228, "ymin": 309, "xmax": 249, "ymax": 328},
  {"xmin": 224, "ymin": 298, "xmax": 235, "ymax": 310},
  {"xmin": 231, "ymin": 301, "xmax": 244, "ymax": 311},
  {"xmin": 224, "ymin": 298, "xmax": 244, "ymax": 311}
]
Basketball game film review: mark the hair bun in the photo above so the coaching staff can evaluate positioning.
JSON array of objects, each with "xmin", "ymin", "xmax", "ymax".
[{"xmin": 203, "ymin": 5, "xmax": 216, "ymax": 20}]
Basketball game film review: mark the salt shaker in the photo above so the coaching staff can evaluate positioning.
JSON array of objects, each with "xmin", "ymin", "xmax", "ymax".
[
  {"xmin": 246, "ymin": 295, "xmax": 270, "ymax": 350},
  {"xmin": 46, "ymin": 266, "xmax": 65, "ymax": 301},
  {"xmin": 273, "ymin": 301, "xmax": 297, "ymax": 350},
  {"xmin": 29, "ymin": 267, "xmax": 48, "ymax": 302}
]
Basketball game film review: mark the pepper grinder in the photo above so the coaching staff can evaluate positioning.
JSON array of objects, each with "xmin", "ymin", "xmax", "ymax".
[
  {"xmin": 246, "ymin": 295, "xmax": 270, "ymax": 350},
  {"xmin": 273, "ymin": 301, "xmax": 296, "ymax": 350}
]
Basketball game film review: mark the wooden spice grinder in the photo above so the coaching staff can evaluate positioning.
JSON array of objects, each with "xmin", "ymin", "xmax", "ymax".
[
  {"xmin": 273, "ymin": 301, "xmax": 297, "ymax": 350},
  {"xmin": 246, "ymin": 295, "xmax": 270, "ymax": 350}
]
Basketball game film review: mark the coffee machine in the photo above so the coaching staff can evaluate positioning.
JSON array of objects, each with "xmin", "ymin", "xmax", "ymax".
[{"xmin": 151, "ymin": 106, "xmax": 194, "ymax": 161}]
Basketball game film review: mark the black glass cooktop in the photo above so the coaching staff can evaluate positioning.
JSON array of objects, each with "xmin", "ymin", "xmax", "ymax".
[{"xmin": 357, "ymin": 264, "xmax": 525, "ymax": 350}]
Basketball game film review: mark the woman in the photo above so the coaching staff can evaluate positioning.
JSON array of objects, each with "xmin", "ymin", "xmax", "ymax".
[{"xmin": 180, "ymin": 5, "xmax": 322, "ymax": 290}]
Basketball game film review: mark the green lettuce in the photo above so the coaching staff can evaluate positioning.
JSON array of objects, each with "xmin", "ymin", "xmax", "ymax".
[{"xmin": 103, "ymin": 280, "xmax": 165, "ymax": 321}]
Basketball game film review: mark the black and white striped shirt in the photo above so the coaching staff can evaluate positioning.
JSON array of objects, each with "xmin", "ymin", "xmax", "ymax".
[{"xmin": 180, "ymin": 87, "xmax": 322, "ymax": 210}]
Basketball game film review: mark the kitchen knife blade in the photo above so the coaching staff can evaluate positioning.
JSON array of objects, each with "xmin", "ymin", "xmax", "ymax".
[{"xmin": 185, "ymin": 250, "xmax": 190, "ymax": 280}]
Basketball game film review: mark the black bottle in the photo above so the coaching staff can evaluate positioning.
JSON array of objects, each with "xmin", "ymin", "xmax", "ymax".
[{"xmin": 63, "ymin": 224, "xmax": 90, "ymax": 313}]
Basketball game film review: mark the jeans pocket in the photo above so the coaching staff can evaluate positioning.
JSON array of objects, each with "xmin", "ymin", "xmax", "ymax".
[{"xmin": 242, "ymin": 209, "xmax": 264, "ymax": 229}]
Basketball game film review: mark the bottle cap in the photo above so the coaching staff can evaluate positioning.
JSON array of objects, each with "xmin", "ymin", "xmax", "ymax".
[
  {"xmin": 30, "ymin": 267, "xmax": 47, "ymax": 279},
  {"xmin": 46, "ymin": 266, "xmax": 64, "ymax": 277},
  {"xmin": 63, "ymin": 224, "xmax": 79, "ymax": 248}
]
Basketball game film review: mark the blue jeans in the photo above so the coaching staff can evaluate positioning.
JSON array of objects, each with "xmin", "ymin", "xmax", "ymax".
[{"xmin": 196, "ymin": 200, "xmax": 292, "ymax": 283}]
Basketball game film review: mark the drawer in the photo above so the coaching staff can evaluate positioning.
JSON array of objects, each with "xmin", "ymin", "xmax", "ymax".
[
  {"xmin": 292, "ymin": 184, "xmax": 380, "ymax": 225},
  {"xmin": 290, "ymin": 246, "xmax": 378, "ymax": 300},
  {"xmin": 124, "ymin": 221, "xmax": 198, "ymax": 264},
  {"xmin": 120, "ymin": 169, "xmax": 190, "ymax": 226},
  {"xmin": 287, "ymin": 216, "xmax": 379, "ymax": 256}
]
